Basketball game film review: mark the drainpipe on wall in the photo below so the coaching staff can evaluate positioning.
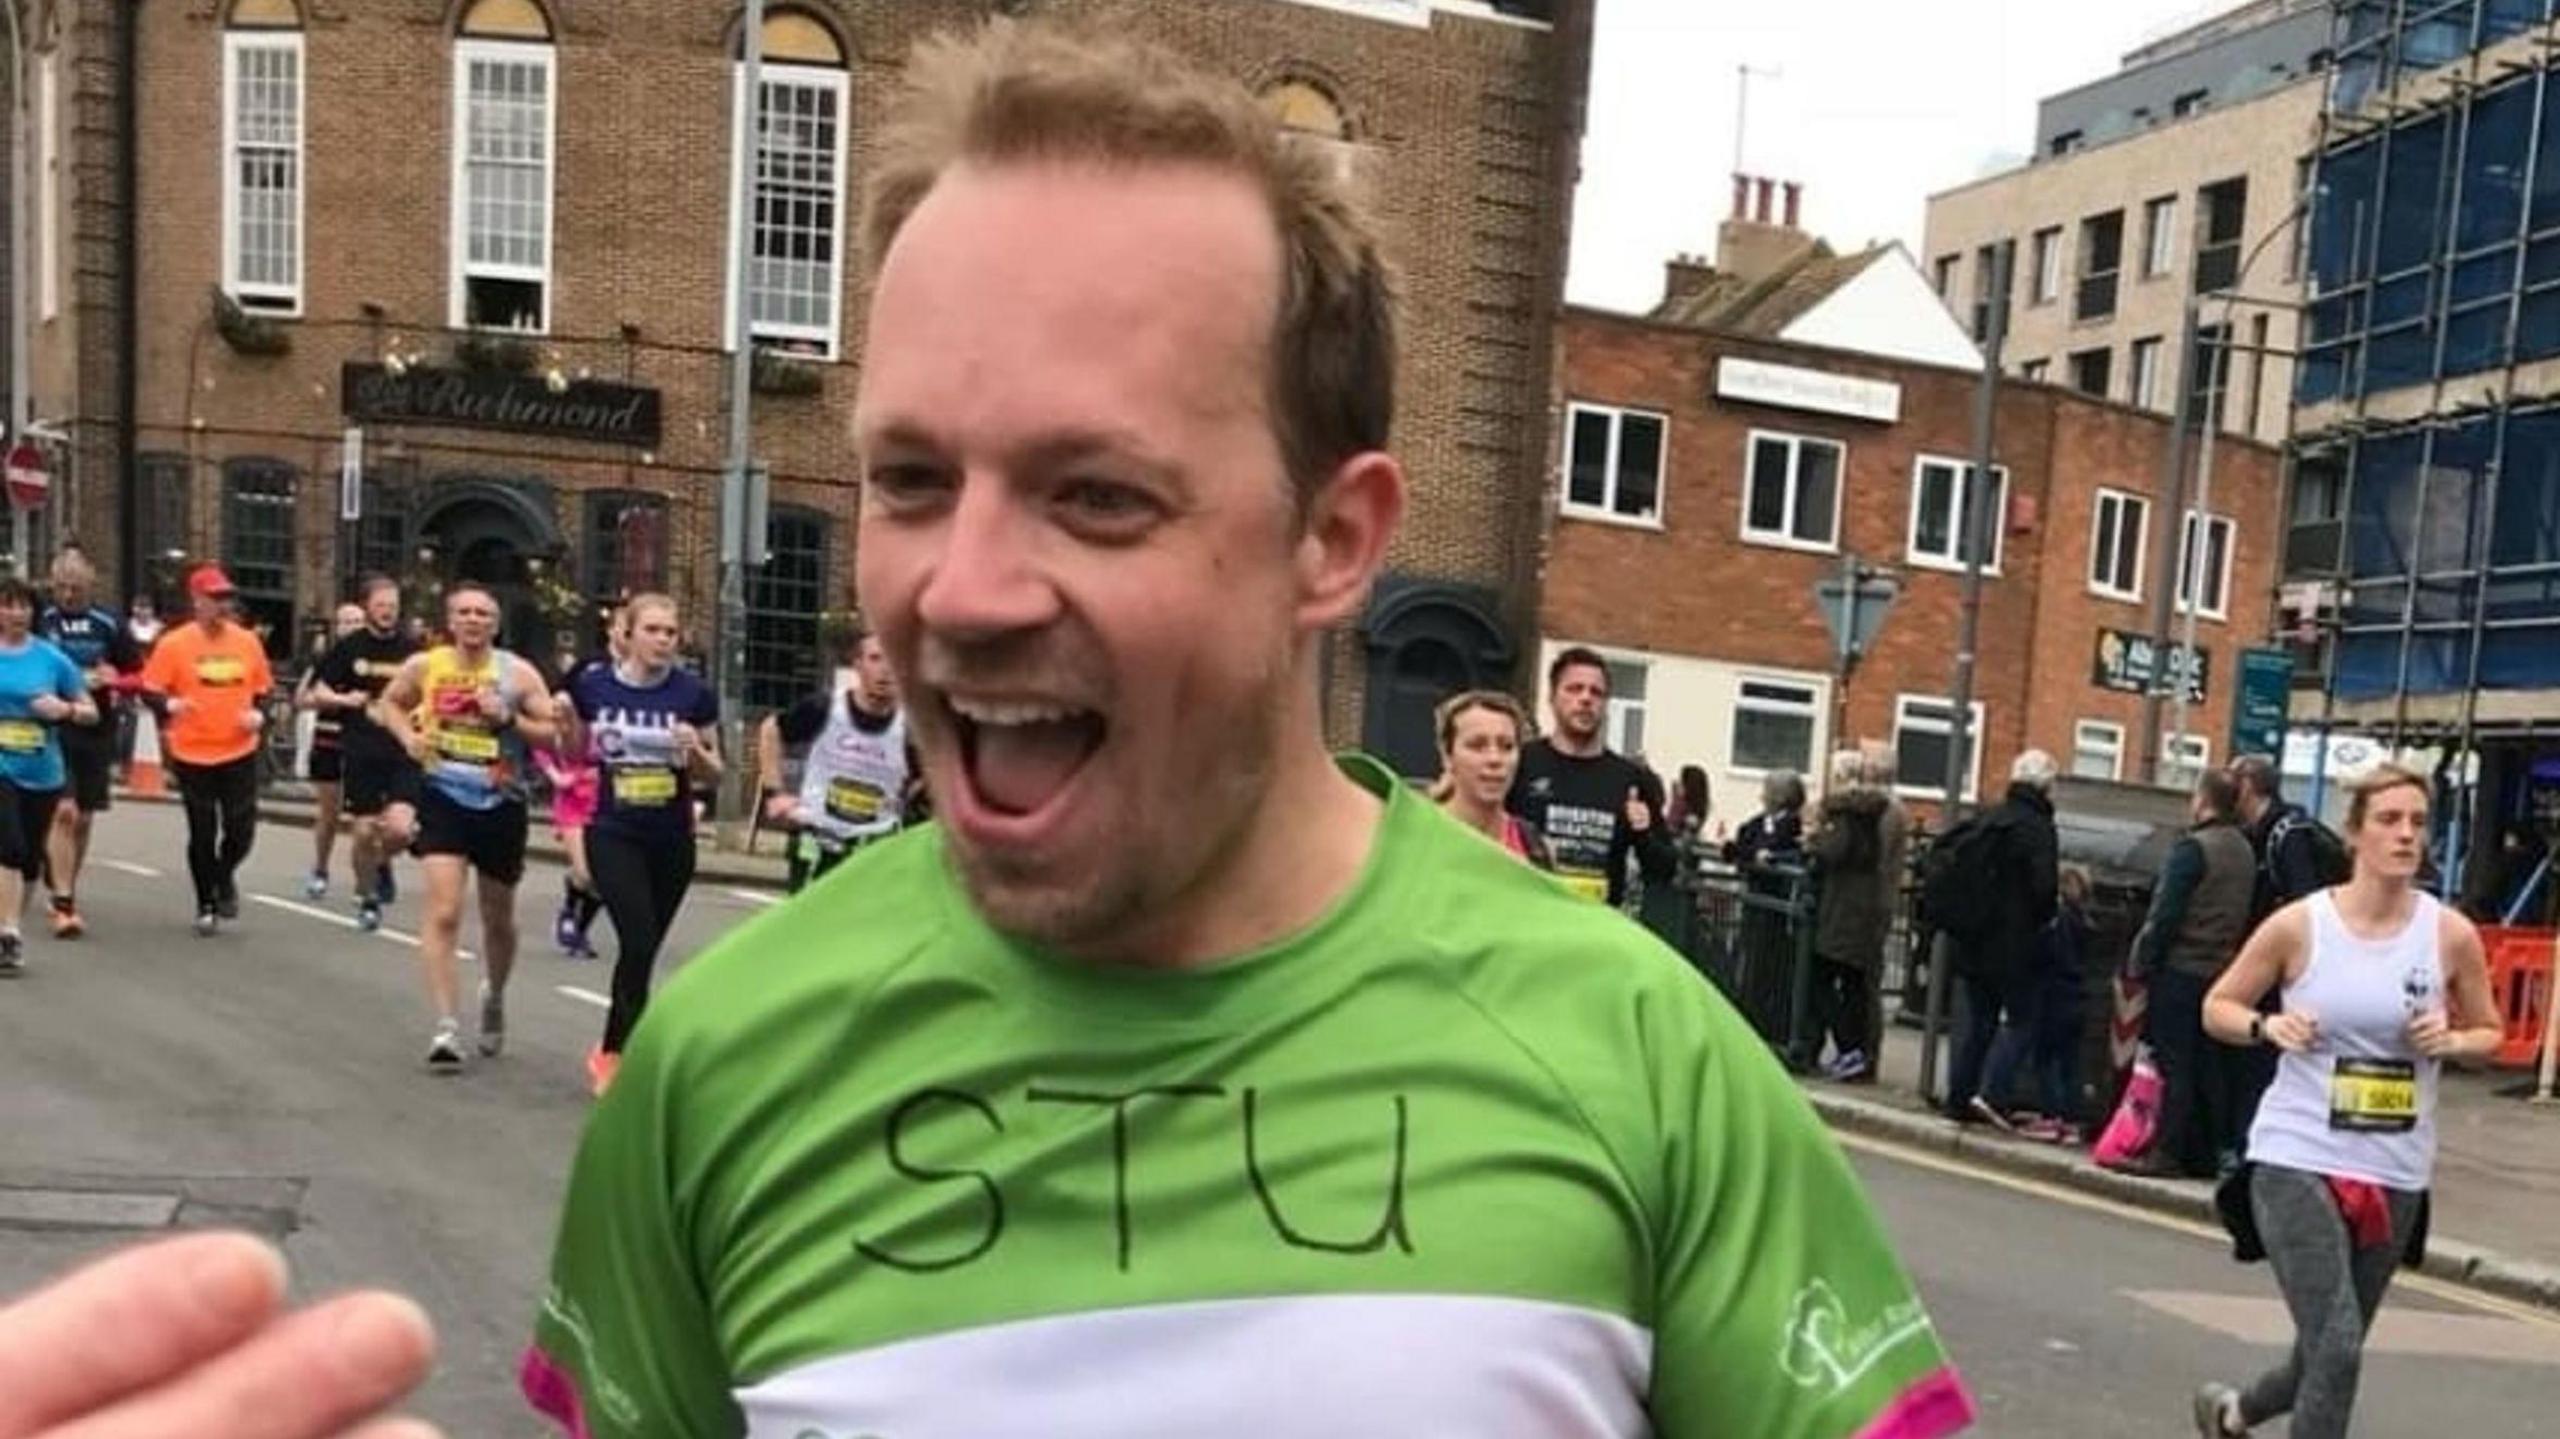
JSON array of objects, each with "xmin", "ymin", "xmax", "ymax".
[{"xmin": 114, "ymin": 0, "xmax": 140, "ymax": 604}]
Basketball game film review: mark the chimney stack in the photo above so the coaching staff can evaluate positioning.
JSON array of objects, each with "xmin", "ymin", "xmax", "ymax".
[
  {"xmin": 1731, "ymin": 172, "xmax": 1750, "ymax": 221},
  {"xmin": 1783, "ymin": 180, "xmax": 1802, "ymax": 228},
  {"xmin": 1754, "ymin": 176, "xmax": 1775, "ymax": 223},
  {"xmin": 1715, "ymin": 173, "xmax": 1820, "ymax": 286}
]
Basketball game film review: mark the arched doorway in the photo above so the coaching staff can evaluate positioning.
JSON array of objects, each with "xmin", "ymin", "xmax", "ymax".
[
  {"xmin": 1360, "ymin": 578, "xmax": 1517, "ymax": 780},
  {"xmin": 414, "ymin": 478, "xmax": 563, "ymax": 664}
]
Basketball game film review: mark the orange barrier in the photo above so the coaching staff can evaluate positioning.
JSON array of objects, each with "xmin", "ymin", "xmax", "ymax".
[{"xmin": 2479, "ymin": 925, "xmax": 2557, "ymax": 1069}]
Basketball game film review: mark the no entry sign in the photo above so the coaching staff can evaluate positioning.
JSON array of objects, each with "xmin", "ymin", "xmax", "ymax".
[{"xmin": 4, "ymin": 443, "xmax": 47, "ymax": 512}]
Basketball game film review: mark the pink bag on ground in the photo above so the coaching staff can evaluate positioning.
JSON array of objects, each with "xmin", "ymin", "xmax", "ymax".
[{"xmin": 2092, "ymin": 1046, "xmax": 2162, "ymax": 1168}]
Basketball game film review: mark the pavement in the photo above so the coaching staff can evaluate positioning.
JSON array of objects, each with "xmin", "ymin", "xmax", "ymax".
[{"xmin": 1806, "ymin": 1022, "xmax": 2560, "ymax": 1313}]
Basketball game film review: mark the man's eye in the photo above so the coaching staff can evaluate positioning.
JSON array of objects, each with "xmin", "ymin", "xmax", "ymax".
[
  {"xmin": 867, "ymin": 464, "xmax": 953, "ymax": 507},
  {"xmin": 1057, "ymin": 480, "xmax": 1163, "ymax": 531}
]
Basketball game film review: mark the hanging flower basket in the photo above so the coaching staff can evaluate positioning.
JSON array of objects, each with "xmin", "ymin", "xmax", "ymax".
[
  {"xmin": 454, "ymin": 331, "xmax": 540, "ymax": 373},
  {"xmin": 752, "ymin": 346, "xmax": 826, "ymax": 397}
]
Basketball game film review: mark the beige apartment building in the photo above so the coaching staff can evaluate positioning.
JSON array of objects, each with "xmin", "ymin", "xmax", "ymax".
[{"xmin": 1921, "ymin": 6, "xmax": 2325, "ymax": 446}]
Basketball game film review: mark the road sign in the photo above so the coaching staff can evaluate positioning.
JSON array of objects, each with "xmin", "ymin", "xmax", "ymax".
[
  {"xmin": 2231, "ymin": 647, "xmax": 2294, "ymax": 762},
  {"xmin": 339, "ymin": 427, "xmax": 364, "ymax": 522},
  {"xmin": 4, "ymin": 443, "xmax": 48, "ymax": 512},
  {"xmin": 1814, "ymin": 557, "xmax": 1900, "ymax": 666}
]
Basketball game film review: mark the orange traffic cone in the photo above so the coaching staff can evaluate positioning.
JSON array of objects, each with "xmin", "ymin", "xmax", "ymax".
[{"xmin": 126, "ymin": 706, "xmax": 169, "ymax": 800}]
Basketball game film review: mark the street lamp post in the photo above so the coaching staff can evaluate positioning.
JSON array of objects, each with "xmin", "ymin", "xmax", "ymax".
[
  {"xmin": 5, "ymin": 0, "xmax": 29, "ymax": 572},
  {"xmin": 2137, "ymin": 197, "xmax": 2313, "ymax": 786},
  {"xmin": 714, "ymin": 0, "xmax": 766, "ymax": 839}
]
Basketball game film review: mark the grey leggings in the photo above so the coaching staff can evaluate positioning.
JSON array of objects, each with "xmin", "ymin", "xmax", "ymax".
[{"xmin": 2240, "ymin": 1163, "xmax": 2423, "ymax": 1437}]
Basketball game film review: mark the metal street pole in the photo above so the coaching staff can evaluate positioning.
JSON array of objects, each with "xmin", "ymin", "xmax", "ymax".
[
  {"xmin": 2171, "ymin": 324, "xmax": 2231, "ymax": 755},
  {"xmin": 2136, "ymin": 295, "xmax": 2202, "ymax": 785},
  {"xmin": 1918, "ymin": 238, "xmax": 2008, "ymax": 1108},
  {"xmin": 716, "ymin": 0, "xmax": 764, "ymax": 836},
  {"xmin": 5, "ymin": 0, "xmax": 28, "ymax": 574}
]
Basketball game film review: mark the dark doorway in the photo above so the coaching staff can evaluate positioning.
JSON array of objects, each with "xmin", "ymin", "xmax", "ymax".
[
  {"xmin": 1360, "ymin": 578, "xmax": 1516, "ymax": 781},
  {"xmin": 415, "ymin": 479, "xmax": 563, "ymax": 667}
]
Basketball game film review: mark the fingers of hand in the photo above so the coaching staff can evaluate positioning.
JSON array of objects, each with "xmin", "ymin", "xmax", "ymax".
[
  {"xmin": 43, "ymin": 1291, "xmax": 435, "ymax": 1439},
  {"xmin": 0, "ymin": 1232, "xmax": 284, "ymax": 1436}
]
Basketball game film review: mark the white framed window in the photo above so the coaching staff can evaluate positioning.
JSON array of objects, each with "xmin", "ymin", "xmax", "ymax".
[
  {"xmin": 2143, "ymin": 194, "xmax": 2178, "ymax": 277},
  {"xmin": 1906, "ymin": 455, "xmax": 2009, "ymax": 574},
  {"xmin": 2162, "ymin": 733, "xmax": 2213, "ymax": 790},
  {"xmin": 2030, "ymin": 227, "xmax": 2061, "ymax": 304},
  {"xmin": 37, "ymin": 53, "xmax": 58, "ymax": 322},
  {"xmin": 2129, "ymin": 336, "xmax": 2164, "ymax": 409},
  {"xmin": 2072, "ymin": 720, "xmax": 2125, "ymax": 781},
  {"xmin": 1730, "ymin": 677, "xmax": 1820, "ymax": 776},
  {"xmin": 729, "ymin": 63, "xmax": 849, "ymax": 359},
  {"xmin": 1741, "ymin": 429, "xmax": 1843, "ymax": 552},
  {"xmin": 1562, "ymin": 402, "xmax": 1667, "ymax": 527},
  {"xmin": 221, "ymin": 32, "xmax": 304, "ymax": 315},
  {"xmin": 2176, "ymin": 511, "xmax": 2236, "ymax": 620},
  {"xmin": 1605, "ymin": 657, "xmax": 1649, "ymax": 757},
  {"xmin": 2089, "ymin": 488, "xmax": 2149, "ymax": 602},
  {"xmin": 1892, "ymin": 694, "xmax": 1986, "ymax": 802},
  {"xmin": 450, "ymin": 38, "xmax": 556, "ymax": 332}
]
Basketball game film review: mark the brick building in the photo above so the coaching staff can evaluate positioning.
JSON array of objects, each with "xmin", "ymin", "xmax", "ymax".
[
  {"xmin": 5, "ymin": 0, "xmax": 1587, "ymax": 739},
  {"xmin": 1545, "ymin": 270, "xmax": 2285, "ymax": 830}
]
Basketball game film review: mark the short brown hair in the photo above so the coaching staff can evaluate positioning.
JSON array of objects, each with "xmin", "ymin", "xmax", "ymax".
[
  {"xmin": 862, "ymin": 19, "xmax": 1398, "ymax": 507},
  {"xmin": 2345, "ymin": 762, "xmax": 2431, "ymax": 832}
]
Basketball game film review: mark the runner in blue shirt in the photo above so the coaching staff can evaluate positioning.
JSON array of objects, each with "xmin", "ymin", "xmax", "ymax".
[
  {"xmin": 0, "ymin": 574, "xmax": 99, "ymax": 975},
  {"xmin": 561, "ymin": 591, "xmax": 720, "ymax": 1095}
]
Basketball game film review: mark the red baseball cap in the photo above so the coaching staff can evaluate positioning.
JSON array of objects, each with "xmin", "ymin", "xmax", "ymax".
[{"xmin": 187, "ymin": 565, "xmax": 238, "ymax": 600}]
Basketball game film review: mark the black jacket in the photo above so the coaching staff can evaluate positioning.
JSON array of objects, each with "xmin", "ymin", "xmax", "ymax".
[
  {"xmin": 2246, "ymin": 800, "xmax": 2329, "ymax": 921},
  {"xmin": 1968, "ymin": 783, "xmax": 2060, "ymax": 986}
]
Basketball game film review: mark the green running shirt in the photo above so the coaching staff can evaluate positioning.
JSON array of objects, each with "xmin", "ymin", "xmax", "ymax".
[{"xmin": 524, "ymin": 757, "xmax": 1972, "ymax": 1439}]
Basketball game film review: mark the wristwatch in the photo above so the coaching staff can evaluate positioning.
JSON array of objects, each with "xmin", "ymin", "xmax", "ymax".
[{"xmin": 2249, "ymin": 1014, "xmax": 2267, "ymax": 1046}]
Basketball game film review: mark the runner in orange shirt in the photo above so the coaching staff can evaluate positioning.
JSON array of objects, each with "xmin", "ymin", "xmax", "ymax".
[{"xmin": 139, "ymin": 566, "xmax": 275, "ymax": 936}]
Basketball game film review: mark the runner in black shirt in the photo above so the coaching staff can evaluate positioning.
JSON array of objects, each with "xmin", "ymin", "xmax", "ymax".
[
  {"xmin": 1506, "ymin": 646, "xmax": 1673, "ymax": 908},
  {"xmin": 306, "ymin": 576, "xmax": 420, "ymax": 931},
  {"xmin": 35, "ymin": 547, "xmax": 140, "ymax": 939}
]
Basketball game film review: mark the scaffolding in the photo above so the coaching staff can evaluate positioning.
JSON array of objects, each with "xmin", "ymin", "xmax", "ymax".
[{"xmin": 2288, "ymin": 0, "xmax": 2560, "ymax": 914}]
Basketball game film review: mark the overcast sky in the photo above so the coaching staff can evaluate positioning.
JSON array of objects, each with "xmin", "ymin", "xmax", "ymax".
[{"xmin": 1566, "ymin": 0, "xmax": 2249, "ymax": 312}]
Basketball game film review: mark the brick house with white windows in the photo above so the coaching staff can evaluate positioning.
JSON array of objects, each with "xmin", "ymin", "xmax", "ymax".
[
  {"xmin": 1, "ymin": 0, "xmax": 1587, "ymax": 739},
  {"xmin": 1543, "ymin": 247, "xmax": 2285, "ymax": 830}
]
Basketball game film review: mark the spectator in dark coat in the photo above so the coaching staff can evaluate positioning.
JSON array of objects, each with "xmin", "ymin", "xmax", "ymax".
[
  {"xmin": 1943, "ymin": 749, "xmax": 2061, "ymax": 1127},
  {"xmin": 1804, "ymin": 750, "xmax": 1889, "ymax": 1081},
  {"xmin": 2120, "ymin": 767, "xmax": 2258, "ymax": 1178},
  {"xmin": 1725, "ymin": 770, "xmax": 1808, "ymax": 1043}
]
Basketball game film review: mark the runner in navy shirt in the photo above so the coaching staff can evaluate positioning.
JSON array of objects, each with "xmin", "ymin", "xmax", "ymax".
[
  {"xmin": 36, "ymin": 548, "xmax": 139, "ymax": 938},
  {"xmin": 561, "ymin": 592, "xmax": 721, "ymax": 1096}
]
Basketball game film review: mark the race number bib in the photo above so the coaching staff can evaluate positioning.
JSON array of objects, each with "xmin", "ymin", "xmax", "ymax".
[
  {"xmin": 1557, "ymin": 870, "xmax": 1610, "ymax": 904},
  {"xmin": 611, "ymin": 767, "xmax": 679, "ymax": 808},
  {"xmin": 0, "ymin": 719, "xmax": 44, "ymax": 754},
  {"xmin": 435, "ymin": 726, "xmax": 500, "ymax": 764},
  {"xmin": 2329, "ymin": 1058, "xmax": 2419, "ymax": 1133},
  {"xmin": 826, "ymin": 777, "xmax": 885, "ymax": 825}
]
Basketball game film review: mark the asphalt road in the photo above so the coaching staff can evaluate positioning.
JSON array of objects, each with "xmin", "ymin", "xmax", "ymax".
[{"xmin": 5, "ymin": 800, "xmax": 2556, "ymax": 1435}]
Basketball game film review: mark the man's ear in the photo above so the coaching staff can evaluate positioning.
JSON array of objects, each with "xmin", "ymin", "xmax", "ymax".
[{"xmin": 1293, "ymin": 451, "xmax": 1406, "ymax": 632}]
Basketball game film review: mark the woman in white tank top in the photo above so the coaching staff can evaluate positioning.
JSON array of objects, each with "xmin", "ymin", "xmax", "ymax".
[{"xmin": 2187, "ymin": 763, "xmax": 2502, "ymax": 1439}]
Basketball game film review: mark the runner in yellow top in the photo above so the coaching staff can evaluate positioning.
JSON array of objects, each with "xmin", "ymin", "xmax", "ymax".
[{"xmin": 374, "ymin": 584, "xmax": 561, "ymax": 1072}]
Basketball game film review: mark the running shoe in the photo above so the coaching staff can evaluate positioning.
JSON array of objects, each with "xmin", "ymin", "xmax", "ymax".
[
  {"xmin": 1821, "ymin": 1049, "xmax": 1869, "ymax": 1082},
  {"xmin": 478, "ymin": 983, "xmax": 506, "ymax": 1058},
  {"xmin": 355, "ymin": 898, "xmax": 382, "ymax": 934},
  {"xmin": 302, "ymin": 871, "xmax": 328, "ymax": 901},
  {"xmin": 192, "ymin": 908, "xmax": 218, "ymax": 938},
  {"xmin": 427, "ymin": 1020, "xmax": 465, "ymax": 1073},
  {"xmin": 0, "ymin": 932, "xmax": 22, "ymax": 977},
  {"xmin": 1966, "ymin": 1095, "xmax": 2019, "ymax": 1134},
  {"xmin": 585, "ymin": 1046, "xmax": 620, "ymax": 1098},
  {"xmin": 2191, "ymin": 1382, "xmax": 2242, "ymax": 1436},
  {"xmin": 215, "ymin": 883, "xmax": 240, "ymax": 922},
  {"xmin": 48, "ymin": 905, "xmax": 83, "ymax": 940},
  {"xmin": 553, "ymin": 904, "xmax": 582, "ymax": 955}
]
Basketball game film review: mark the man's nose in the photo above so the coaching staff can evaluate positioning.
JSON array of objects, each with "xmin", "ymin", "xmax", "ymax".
[{"xmin": 914, "ymin": 483, "xmax": 1063, "ymax": 642}]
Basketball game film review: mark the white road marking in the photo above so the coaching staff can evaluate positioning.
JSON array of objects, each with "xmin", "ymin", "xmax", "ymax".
[
  {"xmin": 248, "ymin": 893, "xmax": 474, "ymax": 962},
  {"xmin": 1833, "ymin": 1129, "xmax": 2560, "ymax": 1329},
  {"xmin": 97, "ymin": 859, "xmax": 163, "ymax": 879},
  {"xmin": 555, "ymin": 985, "xmax": 610, "ymax": 1009},
  {"xmin": 724, "ymin": 887, "xmax": 781, "ymax": 907}
]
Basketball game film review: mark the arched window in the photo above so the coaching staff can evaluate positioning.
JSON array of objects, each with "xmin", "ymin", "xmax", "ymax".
[
  {"xmin": 452, "ymin": 0, "xmax": 556, "ymax": 332},
  {"xmin": 732, "ymin": 8, "xmax": 851, "ymax": 360},
  {"xmin": 1260, "ymin": 78, "xmax": 1349, "ymax": 140},
  {"xmin": 222, "ymin": 1, "xmax": 305, "ymax": 315}
]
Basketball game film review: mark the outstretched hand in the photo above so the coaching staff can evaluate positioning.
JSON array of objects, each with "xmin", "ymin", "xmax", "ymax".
[{"xmin": 0, "ymin": 1231, "xmax": 439, "ymax": 1439}]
